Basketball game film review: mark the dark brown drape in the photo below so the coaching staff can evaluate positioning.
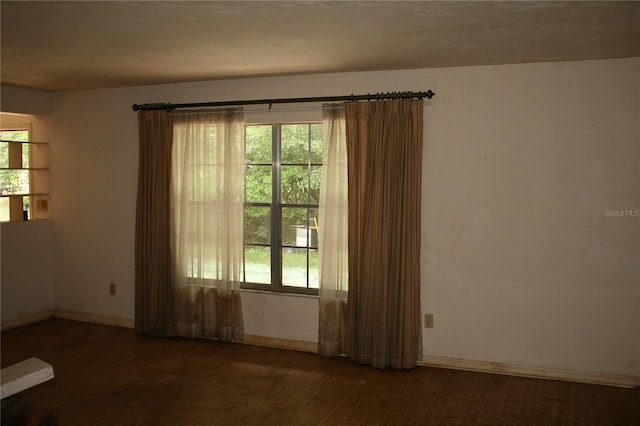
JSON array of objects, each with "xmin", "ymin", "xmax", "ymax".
[
  {"xmin": 345, "ymin": 99, "xmax": 423, "ymax": 369},
  {"xmin": 135, "ymin": 110, "xmax": 176, "ymax": 337}
]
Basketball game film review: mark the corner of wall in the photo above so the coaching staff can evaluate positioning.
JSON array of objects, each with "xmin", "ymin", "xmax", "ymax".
[{"xmin": 0, "ymin": 84, "xmax": 52, "ymax": 116}]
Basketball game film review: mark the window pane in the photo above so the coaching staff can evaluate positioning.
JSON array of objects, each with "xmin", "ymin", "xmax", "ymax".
[
  {"xmin": 187, "ymin": 242, "xmax": 246, "ymax": 281},
  {"xmin": 281, "ymin": 124, "xmax": 309, "ymax": 164},
  {"xmin": 0, "ymin": 143, "xmax": 7, "ymax": 168},
  {"xmin": 308, "ymin": 208, "xmax": 319, "ymax": 249},
  {"xmin": 309, "ymin": 249, "xmax": 319, "ymax": 289},
  {"xmin": 23, "ymin": 195, "xmax": 30, "ymax": 220},
  {"xmin": 282, "ymin": 207, "xmax": 318, "ymax": 248},
  {"xmin": 245, "ymin": 165, "xmax": 272, "ymax": 203},
  {"xmin": 0, "ymin": 130, "xmax": 28, "ymax": 142},
  {"xmin": 309, "ymin": 166, "xmax": 322, "ymax": 204},
  {"xmin": 244, "ymin": 206, "xmax": 270, "ymax": 245},
  {"xmin": 244, "ymin": 245, "xmax": 271, "ymax": 284},
  {"xmin": 282, "ymin": 207, "xmax": 308, "ymax": 247},
  {"xmin": 310, "ymin": 124, "xmax": 323, "ymax": 164},
  {"xmin": 282, "ymin": 248, "xmax": 308, "ymax": 288},
  {"xmin": 201, "ymin": 242, "xmax": 223, "ymax": 280},
  {"xmin": 245, "ymin": 125, "xmax": 272, "ymax": 164},
  {"xmin": 192, "ymin": 165, "xmax": 218, "ymax": 201},
  {"xmin": 281, "ymin": 165, "xmax": 308, "ymax": 204},
  {"xmin": 0, "ymin": 198, "xmax": 9, "ymax": 222},
  {"xmin": 0, "ymin": 170, "xmax": 29, "ymax": 195},
  {"xmin": 22, "ymin": 144, "xmax": 29, "ymax": 169}
]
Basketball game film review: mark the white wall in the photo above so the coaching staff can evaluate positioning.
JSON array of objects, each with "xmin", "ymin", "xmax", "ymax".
[
  {"xmin": 422, "ymin": 59, "xmax": 639, "ymax": 380},
  {"xmin": 42, "ymin": 57, "xmax": 640, "ymax": 379},
  {"xmin": 0, "ymin": 112, "xmax": 54, "ymax": 328},
  {"xmin": 0, "ymin": 85, "xmax": 51, "ymax": 116},
  {"xmin": 1, "ymin": 220, "xmax": 54, "ymax": 326}
]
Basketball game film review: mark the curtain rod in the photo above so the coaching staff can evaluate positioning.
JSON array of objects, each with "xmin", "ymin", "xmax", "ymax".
[{"xmin": 131, "ymin": 90, "xmax": 434, "ymax": 112}]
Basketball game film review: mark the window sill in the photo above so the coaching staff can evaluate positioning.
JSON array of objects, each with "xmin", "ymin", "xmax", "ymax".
[{"xmin": 239, "ymin": 287, "xmax": 319, "ymax": 299}]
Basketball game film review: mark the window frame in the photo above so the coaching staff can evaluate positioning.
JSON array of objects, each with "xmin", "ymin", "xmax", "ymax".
[{"xmin": 241, "ymin": 122, "xmax": 321, "ymax": 296}]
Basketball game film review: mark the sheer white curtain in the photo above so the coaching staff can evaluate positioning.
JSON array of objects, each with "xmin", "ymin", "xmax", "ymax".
[
  {"xmin": 318, "ymin": 104, "xmax": 349, "ymax": 356},
  {"xmin": 172, "ymin": 109, "xmax": 245, "ymax": 341}
]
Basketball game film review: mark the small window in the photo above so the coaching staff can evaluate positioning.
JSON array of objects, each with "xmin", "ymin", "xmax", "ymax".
[
  {"xmin": 243, "ymin": 123, "xmax": 323, "ymax": 294},
  {"xmin": 0, "ymin": 127, "xmax": 49, "ymax": 222},
  {"xmin": 0, "ymin": 129, "xmax": 30, "ymax": 221}
]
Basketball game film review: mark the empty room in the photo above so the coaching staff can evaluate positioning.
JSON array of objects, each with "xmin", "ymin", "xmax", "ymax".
[{"xmin": 1, "ymin": 1, "xmax": 639, "ymax": 425}]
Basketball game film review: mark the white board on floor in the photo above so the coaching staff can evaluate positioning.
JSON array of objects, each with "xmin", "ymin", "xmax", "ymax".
[{"xmin": 1, "ymin": 357, "xmax": 55, "ymax": 399}]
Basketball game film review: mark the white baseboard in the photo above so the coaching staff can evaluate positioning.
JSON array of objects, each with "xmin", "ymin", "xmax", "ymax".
[
  {"xmin": 243, "ymin": 334, "xmax": 317, "ymax": 353},
  {"xmin": 1, "ymin": 310, "xmax": 54, "ymax": 331},
  {"xmin": 52, "ymin": 310, "xmax": 134, "ymax": 329},
  {"xmin": 419, "ymin": 355, "xmax": 640, "ymax": 388},
  {"xmin": 1, "ymin": 310, "xmax": 134, "ymax": 331},
  {"xmin": 3, "ymin": 313, "xmax": 637, "ymax": 388}
]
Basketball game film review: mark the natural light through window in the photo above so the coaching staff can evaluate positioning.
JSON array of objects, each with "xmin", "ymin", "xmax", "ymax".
[
  {"xmin": 0, "ymin": 129, "xmax": 30, "ymax": 222},
  {"xmin": 243, "ymin": 123, "xmax": 322, "ymax": 293}
]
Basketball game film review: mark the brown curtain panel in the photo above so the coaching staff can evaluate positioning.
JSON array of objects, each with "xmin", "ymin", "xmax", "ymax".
[
  {"xmin": 344, "ymin": 99, "xmax": 423, "ymax": 369},
  {"xmin": 135, "ymin": 110, "xmax": 176, "ymax": 337}
]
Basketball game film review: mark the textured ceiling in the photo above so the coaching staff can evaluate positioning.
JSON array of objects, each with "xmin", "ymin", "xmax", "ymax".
[{"xmin": 1, "ymin": 1, "xmax": 639, "ymax": 92}]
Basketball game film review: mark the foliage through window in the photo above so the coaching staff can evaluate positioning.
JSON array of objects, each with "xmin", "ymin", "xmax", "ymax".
[
  {"xmin": 0, "ymin": 129, "xmax": 30, "ymax": 222},
  {"xmin": 243, "ymin": 123, "xmax": 322, "ymax": 293}
]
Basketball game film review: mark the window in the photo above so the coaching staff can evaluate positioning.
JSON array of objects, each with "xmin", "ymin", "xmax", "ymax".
[
  {"xmin": 243, "ymin": 123, "xmax": 323, "ymax": 294},
  {"xmin": 0, "ymin": 124, "xmax": 49, "ymax": 223},
  {"xmin": 1, "ymin": 128, "xmax": 30, "ymax": 222}
]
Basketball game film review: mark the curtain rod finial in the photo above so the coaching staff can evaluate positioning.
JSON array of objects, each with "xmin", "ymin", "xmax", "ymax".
[{"xmin": 426, "ymin": 90, "xmax": 435, "ymax": 99}]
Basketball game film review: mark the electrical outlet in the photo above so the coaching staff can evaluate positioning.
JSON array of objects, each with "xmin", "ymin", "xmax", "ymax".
[
  {"xmin": 109, "ymin": 283, "xmax": 116, "ymax": 295},
  {"xmin": 424, "ymin": 313, "xmax": 434, "ymax": 328}
]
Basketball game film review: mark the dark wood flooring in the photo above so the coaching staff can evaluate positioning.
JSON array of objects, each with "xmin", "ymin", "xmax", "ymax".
[{"xmin": 1, "ymin": 319, "xmax": 638, "ymax": 425}]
